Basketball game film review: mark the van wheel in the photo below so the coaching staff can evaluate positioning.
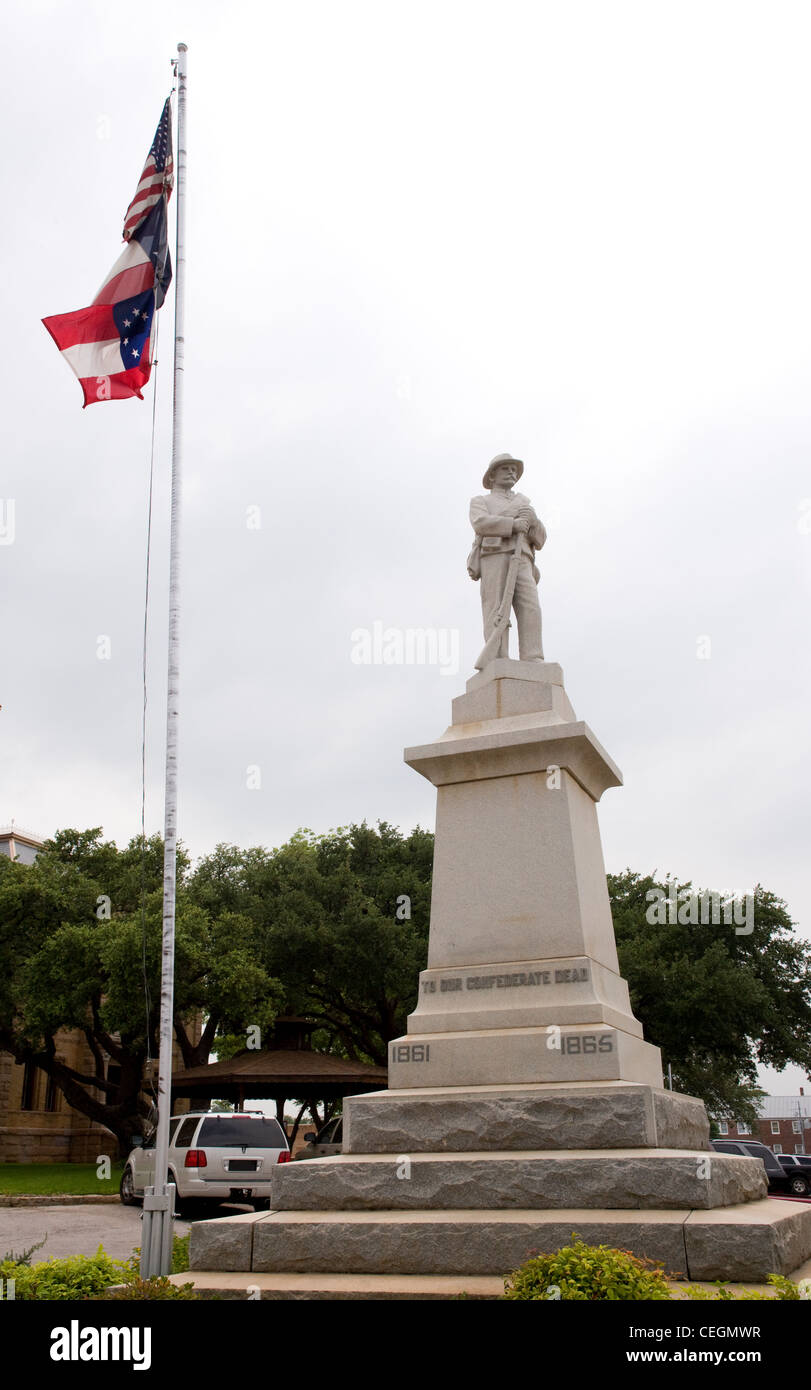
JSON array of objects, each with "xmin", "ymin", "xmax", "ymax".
[
  {"xmin": 119, "ymin": 1167, "xmax": 140, "ymax": 1206},
  {"xmin": 789, "ymin": 1175, "xmax": 809, "ymax": 1197}
]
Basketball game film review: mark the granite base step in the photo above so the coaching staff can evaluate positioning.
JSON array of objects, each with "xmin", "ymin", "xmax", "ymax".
[
  {"xmin": 270, "ymin": 1148, "xmax": 764, "ymax": 1212},
  {"xmin": 343, "ymin": 1083, "xmax": 709, "ymax": 1153},
  {"xmin": 189, "ymin": 1199, "xmax": 811, "ymax": 1283},
  {"xmin": 172, "ymin": 1260, "xmax": 811, "ymax": 1301},
  {"xmin": 169, "ymin": 1270, "xmax": 504, "ymax": 1300}
]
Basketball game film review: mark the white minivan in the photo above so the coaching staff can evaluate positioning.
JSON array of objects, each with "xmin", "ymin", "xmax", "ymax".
[{"xmin": 120, "ymin": 1110, "xmax": 291, "ymax": 1213}]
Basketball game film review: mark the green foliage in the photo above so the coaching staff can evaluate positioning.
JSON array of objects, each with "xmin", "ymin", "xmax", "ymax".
[
  {"xmin": 1, "ymin": 1234, "xmax": 47, "ymax": 1265},
  {"xmin": 504, "ymin": 1240, "xmax": 803, "ymax": 1302},
  {"xmin": 766, "ymin": 1274, "xmax": 802, "ymax": 1300},
  {"xmin": 188, "ymin": 822, "xmax": 434, "ymax": 1065},
  {"xmin": 99, "ymin": 1277, "xmax": 198, "ymax": 1300},
  {"xmin": 682, "ymin": 1275, "xmax": 799, "ymax": 1301},
  {"xmin": 2, "ymin": 1231, "xmax": 192, "ymax": 1300},
  {"xmin": 124, "ymin": 1232, "xmax": 190, "ymax": 1277},
  {"xmin": 0, "ymin": 828, "xmax": 284, "ymax": 1151},
  {"xmin": 609, "ymin": 870, "xmax": 811, "ymax": 1125},
  {"xmin": 503, "ymin": 1236, "xmax": 673, "ymax": 1301},
  {"xmin": 0, "ymin": 1245, "xmax": 129, "ymax": 1300},
  {"xmin": 171, "ymin": 1232, "xmax": 190, "ymax": 1273}
]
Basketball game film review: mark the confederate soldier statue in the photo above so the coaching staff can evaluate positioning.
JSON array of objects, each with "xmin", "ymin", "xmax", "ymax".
[{"xmin": 468, "ymin": 453, "xmax": 546, "ymax": 668}]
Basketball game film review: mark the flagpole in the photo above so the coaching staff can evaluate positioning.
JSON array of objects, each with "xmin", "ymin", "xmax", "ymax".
[{"xmin": 141, "ymin": 39, "xmax": 187, "ymax": 1280}]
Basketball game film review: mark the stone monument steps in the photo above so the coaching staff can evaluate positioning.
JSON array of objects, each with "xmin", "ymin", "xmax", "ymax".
[
  {"xmin": 269, "ymin": 1148, "xmax": 764, "ymax": 1212},
  {"xmin": 173, "ymin": 1270, "xmax": 505, "ymax": 1301},
  {"xmin": 343, "ymin": 1083, "xmax": 711, "ymax": 1153},
  {"xmin": 190, "ymin": 1199, "xmax": 811, "ymax": 1282}
]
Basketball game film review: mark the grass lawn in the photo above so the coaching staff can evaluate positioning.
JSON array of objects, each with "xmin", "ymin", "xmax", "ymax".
[{"xmin": 0, "ymin": 1163, "xmax": 124, "ymax": 1195}]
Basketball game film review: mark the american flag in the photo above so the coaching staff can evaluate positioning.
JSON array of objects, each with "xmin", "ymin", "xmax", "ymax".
[
  {"xmin": 42, "ymin": 99, "xmax": 174, "ymax": 407},
  {"xmin": 122, "ymin": 99, "xmax": 174, "ymax": 242}
]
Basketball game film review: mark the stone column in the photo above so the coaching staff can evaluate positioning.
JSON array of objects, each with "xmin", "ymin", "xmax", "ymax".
[{"xmin": 387, "ymin": 659, "xmax": 663, "ymax": 1090}]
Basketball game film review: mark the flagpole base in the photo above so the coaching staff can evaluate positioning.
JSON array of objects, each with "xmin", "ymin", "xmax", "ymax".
[{"xmin": 140, "ymin": 1183, "xmax": 176, "ymax": 1278}]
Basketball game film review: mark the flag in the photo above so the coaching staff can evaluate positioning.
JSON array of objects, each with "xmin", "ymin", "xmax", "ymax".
[{"xmin": 42, "ymin": 99, "xmax": 174, "ymax": 408}]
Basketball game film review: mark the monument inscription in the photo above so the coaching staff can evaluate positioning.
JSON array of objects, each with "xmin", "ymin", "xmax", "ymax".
[
  {"xmin": 388, "ymin": 1030, "xmax": 616, "ymax": 1069},
  {"xmin": 421, "ymin": 965, "xmax": 591, "ymax": 994}
]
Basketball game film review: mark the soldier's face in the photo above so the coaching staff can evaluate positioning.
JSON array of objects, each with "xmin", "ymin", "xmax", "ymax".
[{"xmin": 494, "ymin": 462, "xmax": 517, "ymax": 486}]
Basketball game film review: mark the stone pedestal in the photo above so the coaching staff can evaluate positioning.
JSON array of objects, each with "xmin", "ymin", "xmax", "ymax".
[
  {"xmin": 390, "ymin": 660, "xmax": 662, "ymax": 1090},
  {"xmin": 188, "ymin": 662, "xmax": 811, "ymax": 1296}
]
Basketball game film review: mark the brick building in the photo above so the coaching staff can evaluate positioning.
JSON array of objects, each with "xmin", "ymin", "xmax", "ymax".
[
  {"xmin": 713, "ymin": 1091, "xmax": 811, "ymax": 1155},
  {"xmin": 755, "ymin": 1093, "xmax": 811, "ymax": 1154},
  {"xmin": 0, "ymin": 1035, "xmax": 118, "ymax": 1163}
]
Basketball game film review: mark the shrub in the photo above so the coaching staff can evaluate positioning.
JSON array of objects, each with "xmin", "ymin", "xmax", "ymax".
[
  {"xmin": 124, "ymin": 1232, "xmax": 190, "ymax": 1277},
  {"xmin": 171, "ymin": 1232, "xmax": 190, "ymax": 1273},
  {"xmin": 2, "ymin": 1232, "xmax": 195, "ymax": 1301},
  {"xmin": 0, "ymin": 1245, "xmax": 130, "ymax": 1300},
  {"xmin": 99, "ymin": 1276, "xmax": 197, "ymax": 1301},
  {"xmin": 1, "ymin": 1235, "xmax": 47, "ymax": 1266},
  {"xmin": 682, "ymin": 1283, "xmax": 772, "ymax": 1301},
  {"xmin": 683, "ymin": 1274, "xmax": 807, "ymax": 1300},
  {"xmin": 504, "ymin": 1236, "xmax": 673, "ymax": 1301},
  {"xmin": 766, "ymin": 1274, "xmax": 802, "ymax": 1301}
]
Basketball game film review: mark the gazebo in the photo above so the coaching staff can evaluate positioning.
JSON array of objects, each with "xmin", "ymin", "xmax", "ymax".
[{"xmin": 170, "ymin": 1018, "xmax": 388, "ymax": 1143}]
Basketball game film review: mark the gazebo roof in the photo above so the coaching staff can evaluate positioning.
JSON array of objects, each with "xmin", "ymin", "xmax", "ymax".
[{"xmin": 171, "ymin": 1048, "xmax": 387, "ymax": 1101}]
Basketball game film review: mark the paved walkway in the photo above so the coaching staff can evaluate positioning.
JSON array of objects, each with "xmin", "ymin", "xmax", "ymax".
[{"xmin": 0, "ymin": 1203, "xmax": 190, "ymax": 1262}]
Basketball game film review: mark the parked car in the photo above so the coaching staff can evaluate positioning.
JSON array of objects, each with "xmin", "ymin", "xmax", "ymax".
[
  {"xmin": 297, "ymin": 1116, "xmax": 343, "ymax": 1160},
  {"xmin": 777, "ymin": 1153, "xmax": 811, "ymax": 1173},
  {"xmin": 120, "ymin": 1111, "xmax": 290, "ymax": 1213},
  {"xmin": 711, "ymin": 1139, "xmax": 811, "ymax": 1196}
]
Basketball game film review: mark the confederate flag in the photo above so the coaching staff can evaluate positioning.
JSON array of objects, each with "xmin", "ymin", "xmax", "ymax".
[{"xmin": 42, "ymin": 99, "xmax": 174, "ymax": 407}]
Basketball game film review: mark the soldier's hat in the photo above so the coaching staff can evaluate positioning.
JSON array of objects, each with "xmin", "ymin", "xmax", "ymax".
[{"xmin": 482, "ymin": 452, "xmax": 524, "ymax": 489}]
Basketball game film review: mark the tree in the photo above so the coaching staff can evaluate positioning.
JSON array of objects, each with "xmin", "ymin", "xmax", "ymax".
[
  {"xmin": 0, "ymin": 828, "xmax": 283, "ymax": 1154},
  {"xmin": 609, "ymin": 870, "xmax": 811, "ymax": 1127},
  {"xmin": 188, "ymin": 822, "xmax": 434, "ymax": 1065},
  {"xmin": 6, "ymin": 818, "xmax": 805, "ymax": 1148}
]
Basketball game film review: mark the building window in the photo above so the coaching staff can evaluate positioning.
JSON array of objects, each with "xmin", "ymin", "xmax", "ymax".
[
  {"xmin": 796, "ymin": 1143, "xmax": 804, "ymax": 1155},
  {"xmin": 44, "ymin": 1073, "xmax": 58, "ymax": 1113},
  {"xmin": 736, "ymin": 1122, "xmax": 751, "ymax": 1135},
  {"xmin": 770, "ymin": 1120, "xmax": 780, "ymax": 1134},
  {"xmin": 792, "ymin": 1120, "xmax": 802, "ymax": 1133},
  {"xmin": 19, "ymin": 1061, "xmax": 38, "ymax": 1111},
  {"xmin": 717, "ymin": 1121, "xmax": 729, "ymax": 1135}
]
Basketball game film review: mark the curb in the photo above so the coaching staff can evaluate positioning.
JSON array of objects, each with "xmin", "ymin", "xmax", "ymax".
[{"xmin": 0, "ymin": 1194, "xmax": 121, "ymax": 1206}]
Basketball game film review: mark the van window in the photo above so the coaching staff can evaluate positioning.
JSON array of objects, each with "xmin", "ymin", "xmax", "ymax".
[
  {"xmin": 197, "ymin": 1116, "xmax": 286, "ymax": 1148},
  {"xmin": 174, "ymin": 1116, "xmax": 200, "ymax": 1149}
]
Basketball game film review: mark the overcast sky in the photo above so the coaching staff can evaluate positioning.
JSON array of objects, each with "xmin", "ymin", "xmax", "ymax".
[{"xmin": 3, "ymin": 0, "xmax": 809, "ymax": 1094}]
